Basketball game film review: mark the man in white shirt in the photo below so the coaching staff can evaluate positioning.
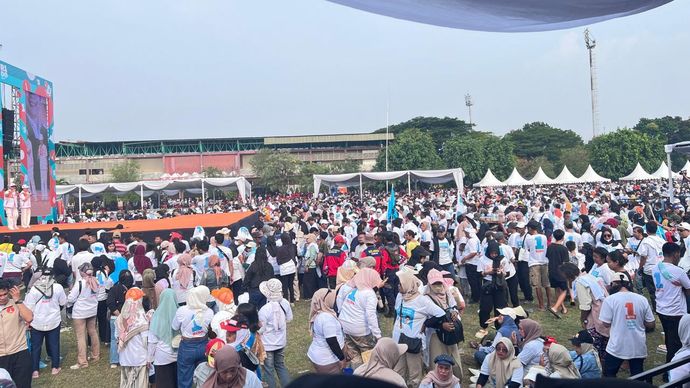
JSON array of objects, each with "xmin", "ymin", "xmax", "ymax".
[
  {"xmin": 460, "ymin": 227, "xmax": 482, "ymax": 304},
  {"xmin": 71, "ymin": 239, "xmax": 94, "ymax": 282},
  {"xmin": 652, "ymin": 243, "xmax": 690, "ymax": 364},
  {"xmin": 638, "ymin": 221, "xmax": 666, "ymax": 311},
  {"xmin": 524, "ymin": 220, "xmax": 550, "ymax": 310},
  {"xmin": 508, "ymin": 222, "xmax": 533, "ymax": 302},
  {"xmin": 564, "ymin": 222, "xmax": 582, "ymax": 250},
  {"xmin": 599, "ymin": 271, "xmax": 655, "ymax": 377},
  {"xmin": 677, "ymin": 222, "xmax": 690, "ymax": 273}
]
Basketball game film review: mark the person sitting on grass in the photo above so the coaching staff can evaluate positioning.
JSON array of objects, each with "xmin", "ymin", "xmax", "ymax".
[{"xmin": 419, "ymin": 354, "xmax": 461, "ymax": 388}]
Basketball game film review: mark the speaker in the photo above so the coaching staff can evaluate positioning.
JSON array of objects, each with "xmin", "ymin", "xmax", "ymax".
[{"xmin": 1, "ymin": 108, "xmax": 14, "ymax": 156}]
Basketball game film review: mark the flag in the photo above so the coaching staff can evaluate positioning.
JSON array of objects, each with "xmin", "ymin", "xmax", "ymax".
[
  {"xmin": 387, "ymin": 186, "xmax": 398, "ymax": 222},
  {"xmin": 455, "ymin": 193, "xmax": 467, "ymax": 217}
]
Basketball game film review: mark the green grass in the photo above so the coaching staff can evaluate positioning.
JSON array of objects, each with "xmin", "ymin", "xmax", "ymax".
[{"xmin": 33, "ymin": 298, "xmax": 667, "ymax": 387}]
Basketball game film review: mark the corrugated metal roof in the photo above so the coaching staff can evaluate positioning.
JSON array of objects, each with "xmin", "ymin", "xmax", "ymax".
[{"xmin": 264, "ymin": 133, "xmax": 393, "ymax": 145}]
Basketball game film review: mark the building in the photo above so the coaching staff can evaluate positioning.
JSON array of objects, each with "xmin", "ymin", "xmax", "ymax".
[{"xmin": 54, "ymin": 133, "xmax": 393, "ymax": 184}]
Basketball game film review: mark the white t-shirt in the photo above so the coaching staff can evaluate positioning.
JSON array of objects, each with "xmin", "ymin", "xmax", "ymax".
[
  {"xmin": 639, "ymin": 236, "xmax": 665, "ymax": 275},
  {"xmin": 171, "ymin": 306, "xmax": 214, "ymax": 338},
  {"xmin": 652, "ymin": 262, "xmax": 690, "ymax": 316},
  {"xmin": 24, "ymin": 283, "xmax": 67, "ymax": 331},
  {"xmin": 462, "ymin": 236, "xmax": 482, "ymax": 266},
  {"xmin": 599, "ymin": 291, "xmax": 655, "ymax": 359},
  {"xmin": 590, "ymin": 263, "xmax": 613, "ymax": 287},
  {"xmin": 148, "ymin": 331, "xmax": 177, "ymax": 366},
  {"xmin": 477, "ymin": 255, "xmax": 509, "ymax": 282},
  {"xmin": 670, "ymin": 348, "xmax": 690, "ymax": 388},
  {"xmin": 338, "ymin": 288, "xmax": 381, "ymax": 338},
  {"xmin": 67, "ymin": 279, "xmax": 99, "ymax": 319},
  {"xmin": 437, "ymin": 238, "xmax": 454, "ymax": 266},
  {"xmin": 3, "ymin": 252, "xmax": 28, "ymax": 274},
  {"xmin": 391, "ymin": 294, "xmax": 445, "ymax": 347},
  {"xmin": 525, "ymin": 234, "xmax": 548, "ymax": 267},
  {"xmin": 71, "ymin": 251, "xmax": 94, "ymax": 281},
  {"xmin": 678, "ymin": 237, "xmax": 690, "ymax": 273},
  {"xmin": 508, "ymin": 232, "xmax": 525, "ymax": 250},
  {"xmin": 501, "ymin": 244, "xmax": 516, "ymax": 279},
  {"xmin": 120, "ymin": 331, "xmax": 148, "ymax": 367},
  {"xmin": 519, "ymin": 338, "xmax": 544, "ymax": 375},
  {"xmin": 625, "ymin": 237, "xmax": 642, "ymax": 273},
  {"xmin": 564, "ymin": 231, "xmax": 583, "ymax": 249},
  {"xmin": 192, "ymin": 252, "xmax": 211, "ymax": 278},
  {"xmin": 259, "ymin": 299, "xmax": 293, "ymax": 352},
  {"xmin": 308, "ymin": 312, "xmax": 344, "ymax": 366}
]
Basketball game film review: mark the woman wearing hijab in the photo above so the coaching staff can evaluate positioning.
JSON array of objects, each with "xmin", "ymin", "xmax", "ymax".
[
  {"xmin": 25, "ymin": 268, "xmax": 67, "ymax": 377},
  {"xmin": 353, "ymin": 337, "xmax": 407, "ymax": 388},
  {"xmin": 425, "ymin": 269, "xmax": 463, "ymax": 380},
  {"xmin": 336, "ymin": 268, "xmax": 382, "ymax": 369},
  {"xmin": 108, "ymin": 241, "xmax": 129, "ymax": 284},
  {"xmin": 148, "ymin": 289, "xmax": 179, "ymax": 387},
  {"xmin": 420, "ymin": 354, "xmax": 461, "ymax": 388},
  {"xmin": 202, "ymin": 255, "xmax": 230, "ymax": 309},
  {"xmin": 244, "ymin": 246, "xmax": 274, "ymax": 309},
  {"xmin": 172, "ymin": 285, "xmax": 214, "ymax": 388},
  {"xmin": 511, "ymin": 319, "xmax": 544, "ymax": 376},
  {"xmin": 117, "ymin": 287, "xmax": 150, "ymax": 388},
  {"xmin": 130, "ymin": 244, "xmax": 151, "ymax": 286},
  {"xmin": 201, "ymin": 346, "xmax": 262, "ymax": 388},
  {"xmin": 107, "ymin": 269, "xmax": 135, "ymax": 368},
  {"xmin": 92, "ymin": 255, "xmax": 113, "ymax": 344},
  {"xmin": 335, "ymin": 260, "xmax": 357, "ymax": 291},
  {"xmin": 392, "ymin": 270, "xmax": 447, "ymax": 387},
  {"xmin": 302, "ymin": 233, "xmax": 319, "ymax": 299},
  {"xmin": 154, "ymin": 263, "xmax": 171, "ymax": 302},
  {"xmin": 141, "ymin": 268, "xmax": 158, "ymax": 310},
  {"xmin": 669, "ymin": 314, "xmax": 690, "ymax": 385},
  {"xmin": 568, "ymin": 330, "xmax": 602, "ymax": 379},
  {"xmin": 258, "ymin": 278, "xmax": 293, "ymax": 388},
  {"xmin": 210, "ymin": 288, "xmax": 237, "ymax": 343},
  {"xmin": 543, "ymin": 343, "xmax": 580, "ymax": 379},
  {"xmin": 308, "ymin": 288, "xmax": 345, "ymax": 374},
  {"xmin": 172, "ymin": 253, "xmax": 197, "ymax": 305},
  {"xmin": 67, "ymin": 262, "xmax": 101, "ymax": 370},
  {"xmin": 276, "ymin": 233, "xmax": 297, "ymax": 303},
  {"xmin": 476, "ymin": 338, "xmax": 523, "ymax": 388}
]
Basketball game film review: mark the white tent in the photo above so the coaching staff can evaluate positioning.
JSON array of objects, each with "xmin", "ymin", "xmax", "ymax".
[
  {"xmin": 313, "ymin": 168, "xmax": 464, "ymax": 197},
  {"xmin": 502, "ymin": 168, "xmax": 530, "ymax": 186},
  {"xmin": 680, "ymin": 160, "xmax": 690, "ymax": 174},
  {"xmin": 553, "ymin": 166, "xmax": 582, "ymax": 184},
  {"xmin": 57, "ymin": 177, "xmax": 252, "ymax": 215},
  {"xmin": 473, "ymin": 169, "xmax": 503, "ymax": 187},
  {"xmin": 651, "ymin": 161, "xmax": 679, "ymax": 180},
  {"xmin": 529, "ymin": 167, "xmax": 555, "ymax": 185},
  {"xmin": 579, "ymin": 165, "xmax": 610, "ymax": 183},
  {"xmin": 619, "ymin": 163, "xmax": 656, "ymax": 181},
  {"xmin": 326, "ymin": 0, "xmax": 670, "ymax": 32}
]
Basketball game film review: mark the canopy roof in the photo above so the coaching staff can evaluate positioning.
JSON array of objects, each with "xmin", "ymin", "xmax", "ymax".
[
  {"xmin": 529, "ymin": 167, "xmax": 554, "ymax": 185},
  {"xmin": 56, "ymin": 177, "xmax": 251, "ymax": 202},
  {"xmin": 619, "ymin": 163, "xmax": 656, "ymax": 181},
  {"xmin": 553, "ymin": 166, "xmax": 582, "ymax": 184},
  {"xmin": 651, "ymin": 161, "xmax": 680, "ymax": 180},
  {"xmin": 473, "ymin": 169, "xmax": 503, "ymax": 187},
  {"xmin": 681, "ymin": 160, "xmax": 690, "ymax": 174},
  {"xmin": 327, "ymin": 0, "xmax": 672, "ymax": 32},
  {"xmin": 313, "ymin": 168, "xmax": 464, "ymax": 196},
  {"xmin": 579, "ymin": 165, "xmax": 610, "ymax": 183},
  {"xmin": 502, "ymin": 168, "xmax": 530, "ymax": 186}
]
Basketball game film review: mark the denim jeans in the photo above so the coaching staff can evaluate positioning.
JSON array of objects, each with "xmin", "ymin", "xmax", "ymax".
[
  {"xmin": 177, "ymin": 338, "xmax": 208, "ymax": 388},
  {"xmin": 110, "ymin": 317, "xmax": 119, "ymax": 365},
  {"xmin": 262, "ymin": 347, "xmax": 291, "ymax": 388},
  {"xmin": 30, "ymin": 327, "xmax": 60, "ymax": 371}
]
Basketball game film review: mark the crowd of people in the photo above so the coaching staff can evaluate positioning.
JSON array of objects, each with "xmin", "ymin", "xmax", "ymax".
[{"xmin": 0, "ymin": 180, "xmax": 689, "ymax": 388}]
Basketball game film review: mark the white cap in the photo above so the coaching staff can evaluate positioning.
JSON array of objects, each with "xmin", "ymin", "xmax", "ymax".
[
  {"xmin": 677, "ymin": 222, "xmax": 690, "ymax": 231},
  {"xmin": 515, "ymin": 221, "xmax": 526, "ymax": 229}
]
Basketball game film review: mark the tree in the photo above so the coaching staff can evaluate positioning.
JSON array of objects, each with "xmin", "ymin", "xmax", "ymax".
[
  {"xmin": 443, "ymin": 133, "xmax": 514, "ymax": 184},
  {"xmin": 295, "ymin": 162, "xmax": 331, "ymax": 192},
  {"xmin": 373, "ymin": 128, "xmax": 445, "ymax": 172},
  {"xmin": 374, "ymin": 116, "xmax": 473, "ymax": 152},
  {"xmin": 633, "ymin": 116, "xmax": 690, "ymax": 170},
  {"xmin": 249, "ymin": 149, "xmax": 301, "ymax": 193},
  {"xmin": 202, "ymin": 166, "xmax": 223, "ymax": 177},
  {"xmin": 110, "ymin": 160, "xmax": 141, "ymax": 182},
  {"xmin": 516, "ymin": 156, "xmax": 556, "ymax": 179},
  {"xmin": 557, "ymin": 145, "xmax": 590, "ymax": 177},
  {"xmin": 504, "ymin": 122, "xmax": 584, "ymax": 164},
  {"xmin": 330, "ymin": 157, "xmax": 362, "ymax": 174},
  {"xmin": 588, "ymin": 129, "xmax": 665, "ymax": 180}
]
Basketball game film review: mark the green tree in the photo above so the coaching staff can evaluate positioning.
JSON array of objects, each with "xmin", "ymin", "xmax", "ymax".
[
  {"xmin": 504, "ymin": 122, "xmax": 584, "ymax": 164},
  {"xmin": 330, "ymin": 157, "xmax": 362, "ymax": 174},
  {"xmin": 373, "ymin": 128, "xmax": 445, "ymax": 172},
  {"xmin": 56, "ymin": 178, "xmax": 70, "ymax": 185},
  {"xmin": 202, "ymin": 166, "xmax": 223, "ymax": 177},
  {"xmin": 443, "ymin": 133, "xmax": 514, "ymax": 184},
  {"xmin": 588, "ymin": 129, "xmax": 665, "ymax": 180},
  {"xmin": 515, "ymin": 156, "xmax": 556, "ymax": 179},
  {"xmin": 110, "ymin": 160, "xmax": 141, "ymax": 182},
  {"xmin": 633, "ymin": 116, "xmax": 690, "ymax": 169},
  {"xmin": 557, "ymin": 145, "xmax": 590, "ymax": 177},
  {"xmin": 295, "ymin": 162, "xmax": 332, "ymax": 192},
  {"xmin": 250, "ymin": 149, "xmax": 301, "ymax": 193},
  {"xmin": 374, "ymin": 116, "xmax": 472, "ymax": 152}
]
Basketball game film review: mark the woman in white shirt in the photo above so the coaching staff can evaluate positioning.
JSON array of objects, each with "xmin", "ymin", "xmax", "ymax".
[
  {"xmin": 92, "ymin": 256, "xmax": 113, "ymax": 345},
  {"xmin": 25, "ymin": 270, "xmax": 67, "ymax": 377},
  {"xmin": 148, "ymin": 289, "xmax": 179, "ymax": 387},
  {"xmin": 669, "ymin": 314, "xmax": 690, "ymax": 386},
  {"xmin": 392, "ymin": 270, "xmax": 446, "ymax": 388},
  {"xmin": 258, "ymin": 279, "xmax": 293, "ymax": 388},
  {"xmin": 308, "ymin": 288, "xmax": 345, "ymax": 374},
  {"xmin": 172, "ymin": 286, "xmax": 214, "ymax": 388},
  {"xmin": 511, "ymin": 318, "xmax": 544, "ymax": 377},
  {"xmin": 172, "ymin": 254, "xmax": 197, "ymax": 304},
  {"xmin": 116, "ymin": 287, "xmax": 149, "ymax": 388},
  {"xmin": 67, "ymin": 262, "xmax": 100, "ymax": 370}
]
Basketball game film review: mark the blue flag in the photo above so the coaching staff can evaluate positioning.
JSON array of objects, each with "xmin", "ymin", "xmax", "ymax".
[{"xmin": 387, "ymin": 186, "xmax": 398, "ymax": 222}]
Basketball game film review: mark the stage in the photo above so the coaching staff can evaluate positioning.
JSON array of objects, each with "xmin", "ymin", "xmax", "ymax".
[{"xmin": 0, "ymin": 211, "xmax": 259, "ymax": 242}]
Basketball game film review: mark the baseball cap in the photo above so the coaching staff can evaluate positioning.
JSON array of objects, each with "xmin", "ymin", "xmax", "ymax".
[
  {"xmin": 334, "ymin": 235, "xmax": 346, "ymax": 245},
  {"xmin": 219, "ymin": 319, "xmax": 247, "ymax": 333},
  {"xmin": 433, "ymin": 354, "xmax": 455, "ymax": 366},
  {"xmin": 515, "ymin": 221, "xmax": 526, "ymax": 229},
  {"xmin": 570, "ymin": 330, "xmax": 594, "ymax": 346},
  {"xmin": 527, "ymin": 220, "xmax": 541, "ymax": 230},
  {"xmin": 437, "ymin": 226, "xmax": 446, "ymax": 233},
  {"xmin": 610, "ymin": 271, "xmax": 631, "ymax": 284},
  {"xmin": 427, "ymin": 269, "xmax": 444, "ymax": 285},
  {"xmin": 677, "ymin": 222, "xmax": 690, "ymax": 231}
]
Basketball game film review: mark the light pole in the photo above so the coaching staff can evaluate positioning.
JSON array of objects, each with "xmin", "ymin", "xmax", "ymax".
[{"xmin": 465, "ymin": 94, "xmax": 473, "ymax": 127}]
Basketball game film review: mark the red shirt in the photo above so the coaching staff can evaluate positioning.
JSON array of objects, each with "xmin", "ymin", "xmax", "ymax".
[{"xmin": 323, "ymin": 248, "xmax": 346, "ymax": 277}]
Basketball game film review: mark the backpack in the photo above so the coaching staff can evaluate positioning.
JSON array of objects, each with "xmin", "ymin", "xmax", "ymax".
[
  {"xmin": 384, "ymin": 243, "xmax": 401, "ymax": 267},
  {"xmin": 542, "ymin": 218, "xmax": 554, "ymax": 238}
]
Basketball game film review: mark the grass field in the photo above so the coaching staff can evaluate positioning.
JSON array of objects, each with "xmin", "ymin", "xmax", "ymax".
[{"xmin": 32, "ymin": 297, "xmax": 668, "ymax": 387}]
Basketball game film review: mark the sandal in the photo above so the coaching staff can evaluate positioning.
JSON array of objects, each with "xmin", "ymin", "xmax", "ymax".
[
  {"xmin": 548, "ymin": 307, "xmax": 562, "ymax": 319},
  {"xmin": 469, "ymin": 341, "xmax": 480, "ymax": 349}
]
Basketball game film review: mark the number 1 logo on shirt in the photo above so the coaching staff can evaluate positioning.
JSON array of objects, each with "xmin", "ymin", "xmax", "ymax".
[{"xmin": 625, "ymin": 302, "xmax": 637, "ymax": 320}]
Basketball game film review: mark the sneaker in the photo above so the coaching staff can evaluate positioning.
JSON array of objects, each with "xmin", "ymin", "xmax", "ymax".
[
  {"xmin": 110, "ymin": 364, "xmax": 118, "ymax": 369},
  {"xmin": 32, "ymin": 372, "xmax": 39, "ymax": 379},
  {"xmin": 70, "ymin": 364, "xmax": 86, "ymax": 370},
  {"xmin": 51, "ymin": 368, "xmax": 61, "ymax": 376},
  {"xmin": 39, "ymin": 360, "xmax": 48, "ymax": 369}
]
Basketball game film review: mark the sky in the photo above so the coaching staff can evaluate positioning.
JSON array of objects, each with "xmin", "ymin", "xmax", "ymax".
[{"xmin": 0, "ymin": 0, "xmax": 688, "ymax": 142}]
